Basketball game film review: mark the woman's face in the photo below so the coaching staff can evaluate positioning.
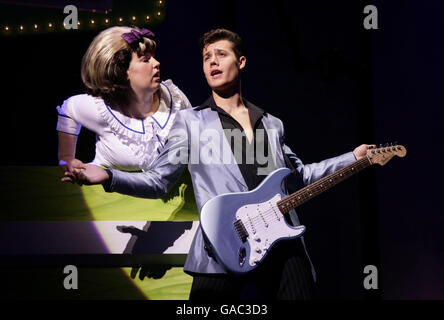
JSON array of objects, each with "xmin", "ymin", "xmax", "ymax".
[{"xmin": 127, "ymin": 51, "xmax": 161, "ymax": 94}]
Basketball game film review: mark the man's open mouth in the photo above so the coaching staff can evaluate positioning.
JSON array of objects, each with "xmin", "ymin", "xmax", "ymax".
[{"xmin": 211, "ymin": 70, "xmax": 222, "ymax": 76}]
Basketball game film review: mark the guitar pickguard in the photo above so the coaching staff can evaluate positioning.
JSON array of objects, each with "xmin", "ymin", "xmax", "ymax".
[{"xmin": 235, "ymin": 194, "xmax": 305, "ymax": 267}]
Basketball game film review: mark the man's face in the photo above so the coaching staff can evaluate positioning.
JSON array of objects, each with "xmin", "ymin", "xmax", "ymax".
[{"xmin": 202, "ymin": 39, "xmax": 246, "ymax": 91}]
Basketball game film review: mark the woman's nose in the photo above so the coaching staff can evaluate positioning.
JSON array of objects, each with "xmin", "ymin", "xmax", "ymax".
[{"xmin": 152, "ymin": 57, "xmax": 160, "ymax": 68}]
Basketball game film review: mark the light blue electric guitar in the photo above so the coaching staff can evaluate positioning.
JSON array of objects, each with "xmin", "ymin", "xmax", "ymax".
[{"xmin": 200, "ymin": 144, "xmax": 406, "ymax": 274}]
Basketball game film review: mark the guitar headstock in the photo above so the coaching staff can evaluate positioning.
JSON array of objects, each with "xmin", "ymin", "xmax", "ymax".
[{"xmin": 367, "ymin": 143, "xmax": 407, "ymax": 166}]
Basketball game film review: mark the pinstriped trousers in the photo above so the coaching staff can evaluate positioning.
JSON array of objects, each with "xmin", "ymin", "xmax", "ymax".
[{"xmin": 189, "ymin": 238, "xmax": 315, "ymax": 300}]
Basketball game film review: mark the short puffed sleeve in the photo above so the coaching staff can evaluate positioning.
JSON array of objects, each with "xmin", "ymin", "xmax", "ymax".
[{"xmin": 56, "ymin": 94, "xmax": 102, "ymax": 135}]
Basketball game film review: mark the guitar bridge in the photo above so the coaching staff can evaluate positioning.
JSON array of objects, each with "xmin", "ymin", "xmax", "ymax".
[{"xmin": 234, "ymin": 219, "xmax": 248, "ymax": 243}]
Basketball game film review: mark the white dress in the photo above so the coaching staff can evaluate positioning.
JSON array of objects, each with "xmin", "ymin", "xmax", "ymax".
[{"xmin": 56, "ymin": 79, "xmax": 191, "ymax": 171}]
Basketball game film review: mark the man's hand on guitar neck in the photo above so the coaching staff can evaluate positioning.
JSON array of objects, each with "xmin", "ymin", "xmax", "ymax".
[{"xmin": 353, "ymin": 144, "xmax": 376, "ymax": 160}]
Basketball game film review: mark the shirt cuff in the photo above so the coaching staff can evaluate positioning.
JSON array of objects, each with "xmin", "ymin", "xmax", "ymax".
[
  {"xmin": 102, "ymin": 169, "xmax": 113, "ymax": 192},
  {"xmin": 345, "ymin": 151, "xmax": 357, "ymax": 163}
]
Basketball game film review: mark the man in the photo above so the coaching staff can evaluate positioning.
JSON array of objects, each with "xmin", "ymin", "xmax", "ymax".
[{"xmin": 70, "ymin": 28, "xmax": 370, "ymax": 300}]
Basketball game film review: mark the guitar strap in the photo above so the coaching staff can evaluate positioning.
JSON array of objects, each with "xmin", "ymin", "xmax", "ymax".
[
  {"xmin": 280, "ymin": 143, "xmax": 297, "ymax": 175},
  {"xmin": 279, "ymin": 143, "xmax": 303, "ymax": 227}
]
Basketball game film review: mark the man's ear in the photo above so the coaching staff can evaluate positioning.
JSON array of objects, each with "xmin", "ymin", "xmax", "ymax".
[{"xmin": 238, "ymin": 56, "xmax": 246, "ymax": 70}]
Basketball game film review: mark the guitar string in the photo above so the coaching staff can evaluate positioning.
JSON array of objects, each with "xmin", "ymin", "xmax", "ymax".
[
  {"xmin": 248, "ymin": 167, "xmax": 355, "ymax": 225},
  {"xmin": 234, "ymin": 148, "xmax": 401, "ymax": 239},
  {"xmin": 237, "ymin": 148, "xmax": 399, "ymax": 230},
  {"xmin": 245, "ymin": 156, "xmax": 371, "ymax": 227},
  {"xmin": 247, "ymin": 162, "xmax": 367, "ymax": 226}
]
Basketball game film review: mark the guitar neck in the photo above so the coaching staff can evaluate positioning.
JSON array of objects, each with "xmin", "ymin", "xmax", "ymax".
[{"xmin": 277, "ymin": 156, "xmax": 372, "ymax": 214}]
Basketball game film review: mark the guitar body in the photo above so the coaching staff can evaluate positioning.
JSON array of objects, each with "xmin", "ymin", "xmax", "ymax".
[
  {"xmin": 200, "ymin": 168, "xmax": 306, "ymax": 274},
  {"xmin": 200, "ymin": 144, "xmax": 406, "ymax": 274}
]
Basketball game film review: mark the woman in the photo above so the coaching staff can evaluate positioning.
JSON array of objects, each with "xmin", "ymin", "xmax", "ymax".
[
  {"xmin": 56, "ymin": 27, "xmax": 196, "ymax": 287},
  {"xmin": 57, "ymin": 26, "xmax": 192, "ymax": 176}
]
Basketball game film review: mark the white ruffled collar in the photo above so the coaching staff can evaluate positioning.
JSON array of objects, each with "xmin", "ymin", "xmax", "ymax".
[
  {"xmin": 95, "ymin": 79, "xmax": 183, "ymax": 170},
  {"xmin": 98, "ymin": 81, "xmax": 173, "ymax": 133}
]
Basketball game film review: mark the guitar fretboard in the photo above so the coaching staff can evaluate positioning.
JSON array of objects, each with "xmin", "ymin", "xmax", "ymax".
[{"xmin": 277, "ymin": 157, "xmax": 371, "ymax": 214}]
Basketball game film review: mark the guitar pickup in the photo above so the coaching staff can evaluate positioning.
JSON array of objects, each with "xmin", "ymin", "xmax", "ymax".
[{"xmin": 234, "ymin": 219, "xmax": 249, "ymax": 243}]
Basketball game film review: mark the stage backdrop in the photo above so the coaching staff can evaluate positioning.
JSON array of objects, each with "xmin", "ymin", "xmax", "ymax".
[{"xmin": 1, "ymin": 0, "xmax": 441, "ymax": 300}]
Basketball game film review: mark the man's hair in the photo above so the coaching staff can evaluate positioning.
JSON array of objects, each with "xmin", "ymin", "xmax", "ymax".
[
  {"xmin": 81, "ymin": 26, "xmax": 157, "ymax": 107},
  {"xmin": 199, "ymin": 28, "xmax": 245, "ymax": 59}
]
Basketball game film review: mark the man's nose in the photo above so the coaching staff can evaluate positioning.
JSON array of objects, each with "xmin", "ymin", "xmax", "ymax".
[{"xmin": 210, "ymin": 55, "xmax": 219, "ymax": 65}]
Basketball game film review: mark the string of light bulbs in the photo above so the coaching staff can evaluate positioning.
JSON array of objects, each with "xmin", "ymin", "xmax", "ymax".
[{"xmin": 2, "ymin": 0, "xmax": 165, "ymax": 35}]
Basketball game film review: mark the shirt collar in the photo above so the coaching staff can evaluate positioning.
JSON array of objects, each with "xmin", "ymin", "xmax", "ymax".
[{"xmin": 195, "ymin": 95, "xmax": 266, "ymax": 117}]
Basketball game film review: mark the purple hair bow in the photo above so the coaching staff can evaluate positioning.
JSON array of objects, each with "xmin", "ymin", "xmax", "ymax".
[{"xmin": 121, "ymin": 28, "xmax": 155, "ymax": 44}]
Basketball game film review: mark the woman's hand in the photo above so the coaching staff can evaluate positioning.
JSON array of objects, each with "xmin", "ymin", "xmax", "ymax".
[
  {"xmin": 59, "ymin": 158, "xmax": 86, "ymax": 183},
  {"xmin": 353, "ymin": 144, "xmax": 376, "ymax": 160}
]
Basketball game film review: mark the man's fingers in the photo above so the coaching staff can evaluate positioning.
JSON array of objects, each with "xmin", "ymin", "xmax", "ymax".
[
  {"xmin": 73, "ymin": 170, "xmax": 88, "ymax": 186},
  {"xmin": 63, "ymin": 170, "xmax": 85, "ymax": 186},
  {"xmin": 64, "ymin": 171, "xmax": 75, "ymax": 178},
  {"xmin": 61, "ymin": 177, "xmax": 74, "ymax": 183}
]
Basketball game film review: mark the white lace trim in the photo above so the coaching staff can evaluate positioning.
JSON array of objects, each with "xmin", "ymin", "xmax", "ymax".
[{"xmin": 96, "ymin": 79, "xmax": 185, "ymax": 171}]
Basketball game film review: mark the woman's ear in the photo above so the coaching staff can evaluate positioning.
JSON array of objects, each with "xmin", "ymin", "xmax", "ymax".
[{"xmin": 238, "ymin": 56, "xmax": 246, "ymax": 70}]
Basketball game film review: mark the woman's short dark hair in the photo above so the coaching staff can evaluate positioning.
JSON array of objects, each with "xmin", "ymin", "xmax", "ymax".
[{"xmin": 81, "ymin": 26, "xmax": 157, "ymax": 107}]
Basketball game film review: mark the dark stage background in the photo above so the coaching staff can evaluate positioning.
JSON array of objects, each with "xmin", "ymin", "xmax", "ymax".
[{"xmin": 1, "ymin": 0, "xmax": 443, "ymax": 299}]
